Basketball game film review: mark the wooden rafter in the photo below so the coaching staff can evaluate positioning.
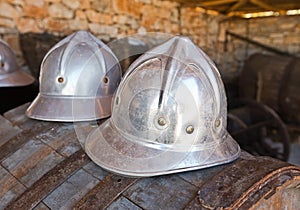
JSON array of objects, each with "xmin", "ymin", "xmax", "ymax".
[
  {"xmin": 250, "ymin": 0, "xmax": 280, "ymax": 11},
  {"xmin": 170, "ymin": 0, "xmax": 300, "ymax": 17},
  {"xmin": 198, "ymin": 0, "xmax": 238, "ymax": 7},
  {"xmin": 226, "ymin": 0, "xmax": 248, "ymax": 13}
]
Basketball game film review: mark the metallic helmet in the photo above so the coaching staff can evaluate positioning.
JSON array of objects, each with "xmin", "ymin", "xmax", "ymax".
[
  {"xmin": 85, "ymin": 36, "xmax": 241, "ymax": 177},
  {"xmin": 0, "ymin": 39, "xmax": 34, "ymax": 87},
  {"xmin": 26, "ymin": 30, "xmax": 122, "ymax": 122}
]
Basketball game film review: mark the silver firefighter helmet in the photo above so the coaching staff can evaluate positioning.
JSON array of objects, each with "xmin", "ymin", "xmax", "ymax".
[
  {"xmin": 26, "ymin": 30, "xmax": 122, "ymax": 122},
  {"xmin": 85, "ymin": 36, "xmax": 241, "ymax": 177},
  {"xmin": 0, "ymin": 39, "xmax": 34, "ymax": 87}
]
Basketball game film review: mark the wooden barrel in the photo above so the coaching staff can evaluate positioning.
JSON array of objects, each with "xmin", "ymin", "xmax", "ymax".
[
  {"xmin": 238, "ymin": 53, "xmax": 300, "ymax": 125},
  {"xmin": 279, "ymin": 58, "xmax": 300, "ymax": 124},
  {"xmin": 0, "ymin": 103, "xmax": 299, "ymax": 210}
]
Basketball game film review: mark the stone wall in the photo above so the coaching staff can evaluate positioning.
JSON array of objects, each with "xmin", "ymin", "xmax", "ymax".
[
  {"xmin": 0, "ymin": 0, "xmax": 179, "ymax": 66},
  {"xmin": 0, "ymin": 0, "xmax": 299, "ymax": 75},
  {"xmin": 0, "ymin": 0, "xmax": 179, "ymax": 36},
  {"xmin": 180, "ymin": 7, "xmax": 300, "ymax": 74},
  {"xmin": 219, "ymin": 15, "xmax": 300, "ymax": 74}
]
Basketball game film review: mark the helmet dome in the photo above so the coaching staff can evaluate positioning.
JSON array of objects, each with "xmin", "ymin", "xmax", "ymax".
[
  {"xmin": 0, "ymin": 39, "xmax": 34, "ymax": 87},
  {"xmin": 26, "ymin": 30, "xmax": 121, "ymax": 121},
  {"xmin": 85, "ymin": 36, "xmax": 240, "ymax": 177}
]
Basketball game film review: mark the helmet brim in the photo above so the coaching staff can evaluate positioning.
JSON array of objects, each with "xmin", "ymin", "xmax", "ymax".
[
  {"xmin": 85, "ymin": 119, "xmax": 241, "ymax": 177},
  {"xmin": 0, "ymin": 70, "xmax": 35, "ymax": 87},
  {"xmin": 26, "ymin": 93, "xmax": 112, "ymax": 122}
]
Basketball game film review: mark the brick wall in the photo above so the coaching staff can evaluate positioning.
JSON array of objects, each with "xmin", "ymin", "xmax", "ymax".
[{"xmin": 0, "ymin": 0, "xmax": 299, "ymax": 74}]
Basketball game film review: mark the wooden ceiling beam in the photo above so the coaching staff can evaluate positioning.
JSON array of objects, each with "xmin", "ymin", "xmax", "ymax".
[
  {"xmin": 226, "ymin": 0, "xmax": 248, "ymax": 12},
  {"xmin": 198, "ymin": 0, "xmax": 238, "ymax": 7},
  {"xmin": 169, "ymin": 0, "xmax": 299, "ymax": 16},
  {"xmin": 250, "ymin": 0, "xmax": 280, "ymax": 11}
]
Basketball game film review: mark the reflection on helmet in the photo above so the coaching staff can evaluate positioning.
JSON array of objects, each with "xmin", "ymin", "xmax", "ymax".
[
  {"xmin": 85, "ymin": 35, "xmax": 240, "ymax": 177},
  {"xmin": 0, "ymin": 39, "xmax": 34, "ymax": 87},
  {"xmin": 26, "ymin": 30, "xmax": 122, "ymax": 122}
]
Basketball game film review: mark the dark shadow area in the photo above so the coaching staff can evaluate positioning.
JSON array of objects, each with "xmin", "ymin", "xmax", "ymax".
[
  {"xmin": 223, "ymin": 53, "xmax": 300, "ymax": 163},
  {"xmin": 0, "ymin": 83, "xmax": 38, "ymax": 114}
]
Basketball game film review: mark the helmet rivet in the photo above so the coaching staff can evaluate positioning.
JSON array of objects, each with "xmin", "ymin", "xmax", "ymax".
[
  {"xmin": 186, "ymin": 125, "xmax": 194, "ymax": 134},
  {"xmin": 215, "ymin": 119, "xmax": 221, "ymax": 127},
  {"xmin": 158, "ymin": 117, "xmax": 167, "ymax": 126},
  {"xmin": 103, "ymin": 76, "xmax": 109, "ymax": 84},
  {"xmin": 57, "ymin": 76, "xmax": 64, "ymax": 83}
]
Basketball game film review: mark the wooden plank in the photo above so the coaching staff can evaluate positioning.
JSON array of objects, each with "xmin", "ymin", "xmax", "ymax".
[
  {"xmin": 1, "ymin": 139, "xmax": 64, "ymax": 188},
  {"xmin": 197, "ymin": 155, "xmax": 297, "ymax": 209},
  {"xmin": 43, "ymin": 168, "xmax": 100, "ymax": 209},
  {"xmin": 74, "ymin": 174, "xmax": 139, "ymax": 210},
  {"xmin": 1, "ymin": 103, "xmax": 300, "ymax": 209},
  {"xmin": 180, "ymin": 153, "xmax": 250, "ymax": 190},
  {"xmin": 36, "ymin": 123, "xmax": 82, "ymax": 157},
  {"xmin": 199, "ymin": 0, "xmax": 237, "ymax": 7},
  {"xmin": 0, "ymin": 166, "xmax": 26, "ymax": 209},
  {"xmin": 3, "ymin": 103, "xmax": 49, "ymax": 130},
  {"xmin": 226, "ymin": 0, "xmax": 247, "ymax": 12},
  {"xmin": 107, "ymin": 196, "xmax": 142, "ymax": 210},
  {"xmin": 0, "ymin": 123, "xmax": 61, "ymax": 162},
  {"xmin": 183, "ymin": 197, "xmax": 203, "ymax": 210},
  {"xmin": 123, "ymin": 176, "xmax": 198, "ymax": 209},
  {"xmin": 18, "ymin": 151, "xmax": 64, "ymax": 187},
  {"xmin": 82, "ymin": 161, "xmax": 110, "ymax": 180},
  {"xmin": 250, "ymin": 0, "xmax": 280, "ymax": 11},
  {"xmin": 3, "ymin": 103, "xmax": 29, "ymax": 124},
  {"xmin": 33, "ymin": 202, "xmax": 50, "ymax": 210},
  {"xmin": 5, "ymin": 149, "xmax": 89, "ymax": 210},
  {"xmin": 178, "ymin": 163, "xmax": 227, "ymax": 187},
  {"xmin": 0, "ymin": 115, "xmax": 21, "ymax": 147},
  {"xmin": 251, "ymin": 177, "xmax": 300, "ymax": 210},
  {"xmin": 173, "ymin": 0, "xmax": 237, "ymax": 7},
  {"xmin": 2, "ymin": 139, "xmax": 52, "ymax": 172}
]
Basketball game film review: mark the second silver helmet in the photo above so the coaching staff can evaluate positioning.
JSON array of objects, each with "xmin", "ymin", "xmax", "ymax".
[
  {"xmin": 0, "ymin": 39, "xmax": 34, "ymax": 87},
  {"xmin": 26, "ymin": 31, "xmax": 122, "ymax": 122}
]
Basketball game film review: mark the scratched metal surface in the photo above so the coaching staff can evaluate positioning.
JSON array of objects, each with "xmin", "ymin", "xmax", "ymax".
[{"xmin": 0, "ymin": 103, "xmax": 299, "ymax": 210}]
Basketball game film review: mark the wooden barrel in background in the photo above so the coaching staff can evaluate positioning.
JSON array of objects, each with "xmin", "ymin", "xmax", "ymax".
[
  {"xmin": 279, "ymin": 58, "xmax": 300, "ymax": 125},
  {"xmin": 238, "ymin": 53, "xmax": 300, "ymax": 125},
  {"xmin": 0, "ymin": 103, "xmax": 299, "ymax": 209}
]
